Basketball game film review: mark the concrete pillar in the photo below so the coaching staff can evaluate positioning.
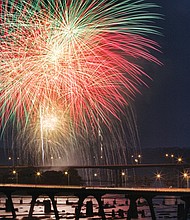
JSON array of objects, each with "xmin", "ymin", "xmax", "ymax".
[
  {"xmin": 5, "ymin": 193, "xmax": 16, "ymax": 219},
  {"xmin": 145, "ymin": 196, "xmax": 156, "ymax": 220},
  {"xmin": 86, "ymin": 201, "xmax": 93, "ymax": 217},
  {"xmin": 94, "ymin": 194, "xmax": 106, "ymax": 220},
  {"xmin": 118, "ymin": 209, "xmax": 124, "ymax": 218},
  {"xmin": 44, "ymin": 200, "xmax": 51, "ymax": 213},
  {"xmin": 181, "ymin": 196, "xmax": 190, "ymax": 220},
  {"xmin": 177, "ymin": 203, "xmax": 184, "ymax": 219},
  {"xmin": 75, "ymin": 195, "xmax": 86, "ymax": 220},
  {"xmin": 112, "ymin": 209, "xmax": 115, "ymax": 217},
  {"xmin": 28, "ymin": 194, "xmax": 39, "ymax": 218},
  {"xmin": 49, "ymin": 194, "xmax": 59, "ymax": 219},
  {"xmin": 127, "ymin": 196, "xmax": 138, "ymax": 219},
  {"xmin": 5, "ymin": 199, "xmax": 12, "ymax": 212}
]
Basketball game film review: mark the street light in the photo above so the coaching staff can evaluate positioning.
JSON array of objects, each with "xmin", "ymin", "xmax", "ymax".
[
  {"xmin": 138, "ymin": 154, "xmax": 142, "ymax": 163},
  {"xmin": 156, "ymin": 173, "xmax": 161, "ymax": 180},
  {"xmin": 165, "ymin": 153, "xmax": 175, "ymax": 163},
  {"xmin": 154, "ymin": 172, "xmax": 162, "ymax": 187},
  {"xmin": 64, "ymin": 171, "xmax": 70, "ymax": 185},
  {"xmin": 177, "ymin": 157, "xmax": 183, "ymax": 163},
  {"xmin": 50, "ymin": 156, "xmax": 54, "ymax": 166},
  {"xmin": 155, "ymin": 172, "xmax": 162, "ymax": 181},
  {"xmin": 171, "ymin": 154, "xmax": 174, "ymax": 163},
  {"xmin": 35, "ymin": 171, "xmax": 41, "ymax": 184},
  {"xmin": 131, "ymin": 154, "xmax": 142, "ymax": 164},
  {"xmin": 121, "ymin": 172, "xmax": 127, "ymax": 187},
  {"xmin": 183, "ymin": 172, "xmax": 189, "ymax": 188},
  {"xmin": 8, "ymin": 156, "xmax": 12, "ymax": 166},
  {"xmin": 176, "ymin": 158, "xmax": 183, "ymax": 187},
  {"xmin": 12, "ymin": 170, "xmax": 18, "ymax": 183},
  {"xmin": 36, "ymin": 171, "xmax": 41, "ymax": 177},
  {"xmin": 134, "ymin": 159, "xmax": 138, "ymax": 164}
]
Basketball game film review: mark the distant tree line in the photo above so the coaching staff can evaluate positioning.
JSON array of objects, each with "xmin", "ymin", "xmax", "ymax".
[{"xmin": 0, "ymin": 168, "xmax": 82, "ymax": 185}]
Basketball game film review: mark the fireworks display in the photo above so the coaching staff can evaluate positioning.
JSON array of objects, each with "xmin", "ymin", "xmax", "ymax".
[{"xmin": 0, "ymin": 0, "xmax": 161, "ymax": 165}]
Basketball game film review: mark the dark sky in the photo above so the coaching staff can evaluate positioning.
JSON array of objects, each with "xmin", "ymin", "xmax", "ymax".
[
  {"xmin": 135, "ymin": 0, "xmax": 190, "ymax": 149},
  {"xmin": 1, "ymin": 0, "xmax": 190, "ymax": 152}
]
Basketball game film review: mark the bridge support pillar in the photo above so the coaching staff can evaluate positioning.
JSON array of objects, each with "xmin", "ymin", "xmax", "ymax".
[
  {"xmin": 145, "ymin": 195, "xmax": 156, "ymax": 220},
  {"xmin": 181, "ymin": 196, "xmax": 190, "ymax": 220},
  {"xmin": 49, "ymin": 194, "xmax": 59, "ymax": 219},
  {"xmin": 75, "ymin": 194, "xmax": 86, "ymax": 220},
  {"xmin": 75, "ymin": 193, "xmax": 105, "ymax": 220},
  {"xmin": 5, "ymin": 192, "xmax": 16, "ymax": 219},
  {"xmin": 94, "ymin": 194, "xmax": 106, "ymax": 220},
  {"xmin": 127, "ymin": 196, "xmax": 138, "ymax": 219},
  {"xmin": 28, "ymin": 193, "xmax": 39, "ymax": 218}
]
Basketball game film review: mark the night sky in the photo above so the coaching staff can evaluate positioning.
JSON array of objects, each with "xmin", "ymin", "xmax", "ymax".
[
  {"xmin": 135, "ymin": 0, "xmax": 190, "ymax": 149},
  {"xmin": 0, "ymin": 0, "xmax": 190, "ymax": 153}
]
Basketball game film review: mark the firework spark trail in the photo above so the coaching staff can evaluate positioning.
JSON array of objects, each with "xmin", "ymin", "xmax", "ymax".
[
  {"xmin": 0, "ymin": 0, "xmax": 161, "ymax": 131},
  {"xmin": 17, "ymin": 104, "xmax": 76, "ymax": 164}
]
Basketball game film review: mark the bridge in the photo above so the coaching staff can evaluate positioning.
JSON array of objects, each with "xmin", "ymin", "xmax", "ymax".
[
  {"xmin": 1, "ymin": 163, "xmax": 190, "ymax": 170},
  {"xmin": 0, "ymin": 184, "xmax": 190, "ymax": 220},
  {"xmin": 1, "ymin": 163, "xmax": 189, "ymax": 187}
]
